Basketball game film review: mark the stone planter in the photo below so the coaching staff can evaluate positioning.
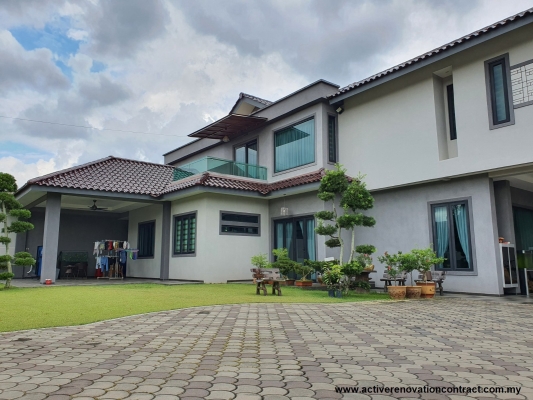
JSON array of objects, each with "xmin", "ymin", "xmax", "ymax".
[
  {"xmin": 335, "ymin": 290, "xmax": 342, "ymax": 298},
  {"xmin": 405, "ymin": 286, "xmax": 422, "ymax": 299},
  {"xmin": 388, "ymin": 285, "xmax": 406, "ymax": 300},
  {"xmin": 416, "ymin": 281, "xmax": 436, "ymax": 298},
  {"xmin": 295, "ymin": 280, "xmax": 312, "ymax": 287},
  {"xmin": 328, "ymin": 289, "xmax": 335, "ymax": 297}
]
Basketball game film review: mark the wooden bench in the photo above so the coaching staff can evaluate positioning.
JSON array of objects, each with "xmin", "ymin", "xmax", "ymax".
[
  {"xmin": 380, "ymin": 272, "xmax": 407, "ymax": 292},
  {"xmin": 415, "ymin": 271, "xmax": 446, "ymax": 296},
  {"xmin": 251, "ymin": 268, "xmax": 284, "ymax": 296}
]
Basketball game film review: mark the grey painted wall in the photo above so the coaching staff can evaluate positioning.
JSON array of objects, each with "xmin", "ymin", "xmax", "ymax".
[
  {"xmin": 350, "ymin": 174, "xmax": 502, "ymax": 294},
  {"xmin": 493, "ymin": 180, "xmax": 516, "ymax": 244},
  {"xmin": 16, "ymin": 208, "xmax": 128, "ymax": 279}
]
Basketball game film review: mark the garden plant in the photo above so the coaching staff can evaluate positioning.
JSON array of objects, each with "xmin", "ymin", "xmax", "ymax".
[{"xmin": 0, "ymin": 172, "xmax": 35, "ymax": 288}]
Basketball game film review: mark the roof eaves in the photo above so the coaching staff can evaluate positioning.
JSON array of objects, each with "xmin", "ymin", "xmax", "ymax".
[
  {"xmin": 251, "ymin": 79, "xmax": 340, "ymax": 115},
  {"xmin": 330, "ymin": 7, "xmax": 533, "ymax": 103}
]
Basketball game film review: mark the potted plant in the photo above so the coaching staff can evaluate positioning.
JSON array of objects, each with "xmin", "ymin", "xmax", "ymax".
[
  {"xmin": 250, "ymin": 253, "xmax": 268, "ymax": 283},
  {"xmin": 412, "ymin": 247, "xmax": 445, "ymax": 299},
  {"xmin": 378, "ymin": 251, "xmax": 406, "ymax": 299},
  {"xmin": 271, "ymin": 248, "xmax": 296, "ymax": 286},
  {"xmin": 295, "ymin": 263, "xmax": 313, "ymax": 287},
  {"xmin": 398, "ymin": 251, "xmax": 422, "ymax": 299},
  {"xmin": 342, "ymin": 259, "xmax": 364, "ymax": 293},
  {"xmin": 353, "ymin": 280, "xmax": 371, "ymax": 294},
  {"xmin": 322, "ymin": 264, "xmax": 343, "ymax": 297},
  {"xmin": 355, "ymin": 245, "xmax": 376, "ymax": 272}
]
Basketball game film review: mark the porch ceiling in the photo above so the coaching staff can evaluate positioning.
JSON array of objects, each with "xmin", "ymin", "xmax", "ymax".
[{"xmin": 32, "ymin": 195, "xmax": 149, "ymax": 213}]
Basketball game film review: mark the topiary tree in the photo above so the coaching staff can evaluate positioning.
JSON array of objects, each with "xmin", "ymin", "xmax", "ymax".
[
  {"xmin": 315, "ymin": 164, "xmax": 376, "ymax": 265},
  {"xmin": 0, "ymin": 172, "xmax": 35, "ymax": 288}
]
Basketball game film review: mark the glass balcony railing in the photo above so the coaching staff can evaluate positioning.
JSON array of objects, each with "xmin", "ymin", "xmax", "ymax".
[{"xmin": 173, "ymin": 156, "xmax": 267, "ymax": 181}]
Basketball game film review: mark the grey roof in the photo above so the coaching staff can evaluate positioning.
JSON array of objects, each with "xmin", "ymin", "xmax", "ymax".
[{"xmin": 330, "ymin": 7, "xmax": 533, "ymax": 100}]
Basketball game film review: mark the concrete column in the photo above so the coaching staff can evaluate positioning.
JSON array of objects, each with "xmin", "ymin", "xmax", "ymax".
[
  {"xmin": 493, "ymin": 180, "xmax": 516, "ymax": 245},
  {"xmin": 159, "ymin": 201, "xmax": 171, "ymax": 280},
  {"xmin": 40, "ymin": 193, "xmax": 61, "ymax": 284}
]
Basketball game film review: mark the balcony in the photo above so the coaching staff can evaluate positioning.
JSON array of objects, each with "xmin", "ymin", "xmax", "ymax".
[{"xmin": 173, "ymin": 157, "xmax": 267, "ymax": 181}]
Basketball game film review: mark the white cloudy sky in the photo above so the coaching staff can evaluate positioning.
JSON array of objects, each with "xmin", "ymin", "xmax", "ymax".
[{"xmin": 1, "ymin": 0, "xmax": 532, "ymax": 186}]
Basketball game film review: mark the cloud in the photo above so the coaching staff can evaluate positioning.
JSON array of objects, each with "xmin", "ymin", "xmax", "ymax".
[
  {"xmin": 78, "ymin": 75, "xmax": 131, "ymax": 107},
  {"xmin": 1, "ymin": 0, "xmax": 533, "ymax": 188},
  {"xmin": 85, "ymin": 0, "xmax": 170, "ymax": 58},
  {"xmin": 0, "ymin": 30, "xmax": 69, "ymax": 94}
]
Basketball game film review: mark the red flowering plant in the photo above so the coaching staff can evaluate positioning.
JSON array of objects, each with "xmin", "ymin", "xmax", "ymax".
[{"xmin": 377, "ymin": 251, "xmax": 402, "ymax": 286}]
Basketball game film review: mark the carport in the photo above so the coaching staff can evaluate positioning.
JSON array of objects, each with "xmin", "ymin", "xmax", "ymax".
[{"xmin": 14, "ymin": 157, "xmax": 174, "ymax": 284}]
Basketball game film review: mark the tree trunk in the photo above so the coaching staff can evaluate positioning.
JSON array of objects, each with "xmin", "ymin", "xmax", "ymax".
[
  {"xmin": 332, "ymin": 200, "xmax": 344, "ymax": 265},
  {"xmin": 349, "ymin": 228, "xmax": 355, "ymax": 263}
]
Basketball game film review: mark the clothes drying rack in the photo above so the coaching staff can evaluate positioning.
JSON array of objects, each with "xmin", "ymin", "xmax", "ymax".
[{"xmin": 95, "ymin": 239, "xmax": 138, "ymax": 280}]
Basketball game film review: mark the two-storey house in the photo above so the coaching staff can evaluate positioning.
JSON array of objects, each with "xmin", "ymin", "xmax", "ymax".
[{"xmin": 13, "ymin": 8, "xmax": 533, "ymax": 295}]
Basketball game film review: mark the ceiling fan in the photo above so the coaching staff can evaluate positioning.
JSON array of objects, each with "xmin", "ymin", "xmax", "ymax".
[{"xmin": 88, "ymin": 200, "xmax": 108, "ymax": 211}]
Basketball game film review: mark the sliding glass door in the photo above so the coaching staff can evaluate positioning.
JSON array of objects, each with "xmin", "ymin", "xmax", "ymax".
[{"xmin": 274, "ymin": 216, "xmax": 316, "ymax": 263}]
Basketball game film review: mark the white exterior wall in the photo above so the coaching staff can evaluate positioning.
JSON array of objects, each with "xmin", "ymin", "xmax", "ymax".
[
  {"xmin": 339, "ymin": 25, "xmax": 533, "ymax": 191},
  {"xmin": 169, "ymin": 193, "xmax": 269, "ymax": 283},
  {"xmin": 127, "ymin": 204, "xmax": 163, "ymax": 279}
]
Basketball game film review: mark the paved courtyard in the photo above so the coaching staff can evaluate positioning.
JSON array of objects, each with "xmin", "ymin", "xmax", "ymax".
[{"xmin": 0, "ymin": 298, "xmax": 532, "ymax": 399}]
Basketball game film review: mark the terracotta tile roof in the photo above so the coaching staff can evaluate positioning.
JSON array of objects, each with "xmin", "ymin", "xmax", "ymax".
[
  {"xmin": 330, "ymin": 7, "xmax": 533, "ymax": 99},
  {"xmin": 161, "ymin": 168, "xmax": 326, "ymax": 196},
  {"xmin": 24, "ymin": 156, "xmax": 175, "ymax": 196},
  {"xmin": 22, "ymin": 156, "xmax": 326, "ymax": 198}
]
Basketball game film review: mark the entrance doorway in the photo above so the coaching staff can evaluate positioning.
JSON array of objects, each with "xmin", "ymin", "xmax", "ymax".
[{"xmin": 273, "ymin": 216, "xmax": 316, "ymax": 263}]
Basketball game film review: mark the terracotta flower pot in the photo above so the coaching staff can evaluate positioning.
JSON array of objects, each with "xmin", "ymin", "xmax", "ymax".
[
  {"xmin": 295, "ymin": 280, "xmax": 312, "ymax": 287},
  {"xmin": 388, "ymin": 285, "xmax": 406, "ymax": 300},
  {"xmin": 405, "ymin": 286, "xmax": 422, "ymax": 299},
  {"xmin": 285, "ymin": 279, "xmax": 295, "ymax": 286},
  {"xmin": 416, "ymin": 282, "xmax": 436, "ymax": 298}
]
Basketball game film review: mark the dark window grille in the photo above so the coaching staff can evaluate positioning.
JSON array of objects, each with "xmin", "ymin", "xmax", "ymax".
[
  {"xmin": 138, "ymin": 221, "xmax": 155, "ymax": 258},
  {"xmin": 174, "ymin": 214, "xmax": 196, "ymax": 255},
  {"xmin": 446, "ymin": 84, "xmax": 457, "ymax": 141},
  {"xmin": 328, "ymin": 115, "xmax": 337, "ymax": 162}
]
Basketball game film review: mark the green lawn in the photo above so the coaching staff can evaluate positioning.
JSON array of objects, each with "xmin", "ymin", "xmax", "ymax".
[{"xmin": 0, "ymin": 283, "xmax": 388, "ymax": 332}]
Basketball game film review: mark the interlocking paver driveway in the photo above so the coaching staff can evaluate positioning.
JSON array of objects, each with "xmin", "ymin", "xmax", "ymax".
[{"xmin": 1, "ymin": 298, "xmax": 532, "ymax": 399}]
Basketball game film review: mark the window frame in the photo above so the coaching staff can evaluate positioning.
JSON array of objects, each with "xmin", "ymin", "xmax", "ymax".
[
  {"xmin": 137, "ymin": 220, "xmax": 156, "ymax": 259},
  {"xmin": 272, "ymin": 215, "xmax": 316, "ymax": 263},
  {"xmin": 273, "ymin": 116, "xmax": 316, "ymax": 174},
  {"xmin": 220, "ymin": 211, "xmax": 261, "ymax": 236},
  {"xmin": 446, "ymin": 83, "xmax": 457, "ymax": 141},
  {"xmin": 327, "ymin": 114, "xmax": 338, "ymax": 163},
  {"xmin": 430, "ymin": 200, "xmax": 474, "ymax": 273},
  {"xmin": 234, "ymin": 139, "xmax": 258, "ymax": 165},
  {"xmin": 484, "ymin": 53, "xmax": 515, "ymax": 130},
  {"xmin": 173, "ymin": 211, "xmax": 197, "ymax": 257}
]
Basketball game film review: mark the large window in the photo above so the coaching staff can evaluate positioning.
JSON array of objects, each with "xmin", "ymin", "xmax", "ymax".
[
  {"xmin": 485, "ymin": 54, "xmax": 514, "ymax": 129},
  {"xmin": 138, "ymin": 221, "xmax": 155, "ymax": 258},
  {"xmin": 274, "ymin": 118, "xmax": 315, "ymax": 173},
  {"xmin": 328, "ymin": 115, "xmax": 337, "ymax": 163},
  {"xmin": 220, "ymin": 212, "xmax": 260, "ymax": 236},
  {"xmin": 235, "ymin": 140, "xmax": 258, "ymax": 165},
  {"xmin": 174, "ymin": 213, "xmax": 196, "ymax": 255},
  {"xmin": 431, "ymin": 201, "xmax": 473, "ymax": 271},
  {"xmin": 274, "ymin": 216, "xmax": 315, "ymax": 263}
]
